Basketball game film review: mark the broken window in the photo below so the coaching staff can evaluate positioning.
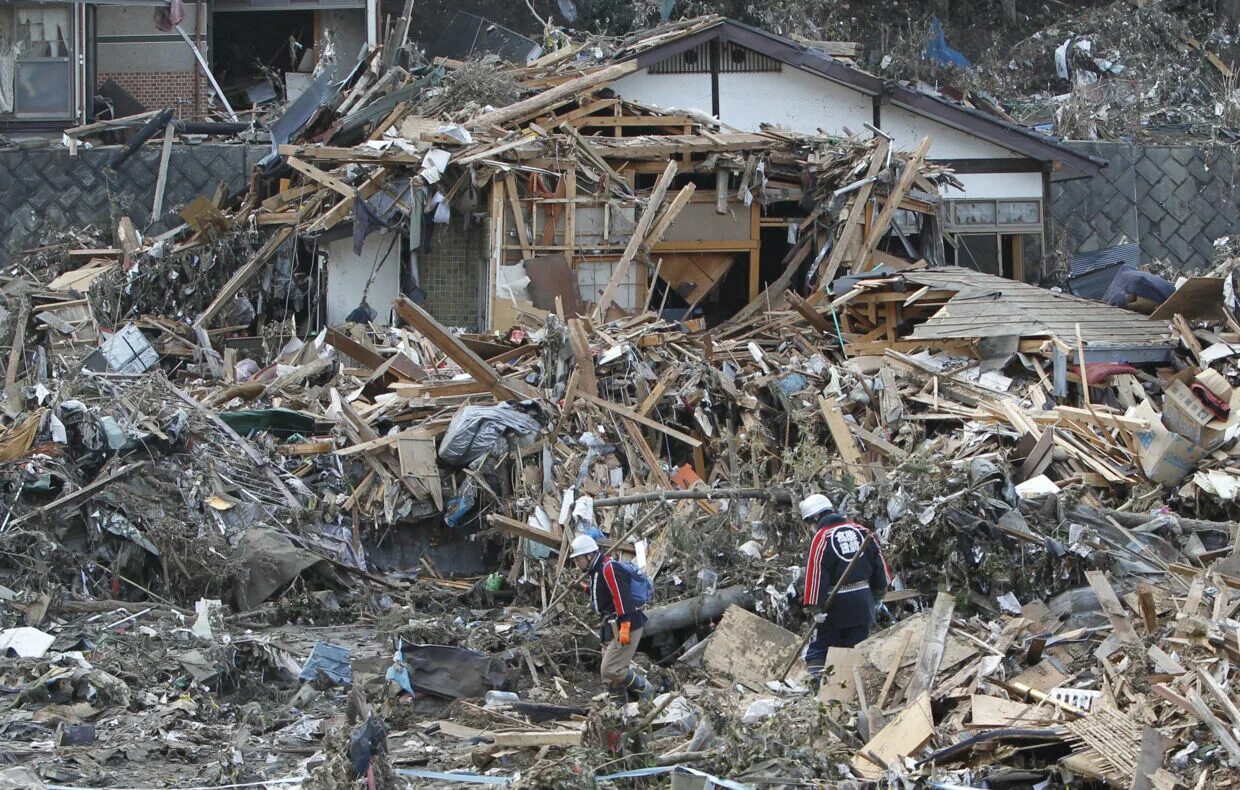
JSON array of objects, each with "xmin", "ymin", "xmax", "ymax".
[{"xmin": 0, "ymin": 4, "xmax": 73, "ymax": 119}]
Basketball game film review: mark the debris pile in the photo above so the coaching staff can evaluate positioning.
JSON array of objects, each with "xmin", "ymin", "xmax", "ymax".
[
  {"xmin": 3, "ymin": 14, "xmax": 1240, "ymax": 790},
  {"xmin": 969, "ymin": 0, "xmax": 1240, "ymax": 141}
]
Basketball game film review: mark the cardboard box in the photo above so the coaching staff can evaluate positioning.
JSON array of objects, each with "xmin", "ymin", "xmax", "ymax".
[
  {"xmin": 1161, "ymin": 377, "xmax": 1240, "ymax": 451},
  {"xmin": 1130, "ymin": 400, "xmax": 1205, "ymax": 486}
]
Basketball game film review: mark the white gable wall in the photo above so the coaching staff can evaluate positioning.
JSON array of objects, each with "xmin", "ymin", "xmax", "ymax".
[
  {"xmin": 612, "ymin": 65, "xmax": 1042, "ymax": 200},
  {"xmin": 880, "ymin": 105, "xmax": 1019, "ymax": 159},
  {"xmin": 717, "ymin": 67, "xmax": 873, "ymax": 135},
  {"xmin": 610, "ymin": 71, "xmax": 714, "ymax": 118}
]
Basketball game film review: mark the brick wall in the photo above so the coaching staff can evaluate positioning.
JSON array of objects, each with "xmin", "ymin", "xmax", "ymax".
[
  {"xmin": 420, "ymin": 219, "xmax": 487, "ymax": 330},
  {"xmin": 97, "ymin": 72, "xmax": 201, "ymax": 118}
]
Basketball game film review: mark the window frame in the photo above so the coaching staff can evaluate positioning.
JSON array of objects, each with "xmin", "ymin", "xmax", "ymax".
[
  {"xmin": 946, "ymin": 198, "xmax": 1042, "ymax": 233},
  {"xmin": 4, "ymin": 3, "xmax": 76, "ymax": 121}
]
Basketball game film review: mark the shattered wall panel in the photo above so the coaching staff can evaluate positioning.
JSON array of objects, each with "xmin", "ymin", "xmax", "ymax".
[
  {"xmin": 0, "ymin": 144, "xmax": 265, "ymax": 266},
  {"xmin": 1052, "ymin": 141, "xmax": 1240, "ymax": 274}
]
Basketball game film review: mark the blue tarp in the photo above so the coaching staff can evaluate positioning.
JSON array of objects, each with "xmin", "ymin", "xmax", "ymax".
[{"xmin": 297, "ymin": 641, "xmax": 351, "ymax": 686}]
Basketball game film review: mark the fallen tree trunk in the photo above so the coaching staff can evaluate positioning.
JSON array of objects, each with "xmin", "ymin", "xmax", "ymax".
[
  {"xmin": 593, "ymin": 488, "xmax": 795, "ymax": 508},
  {"xmin": 641, "ymin": 585, "xmax": 754, "ymax": 637}
]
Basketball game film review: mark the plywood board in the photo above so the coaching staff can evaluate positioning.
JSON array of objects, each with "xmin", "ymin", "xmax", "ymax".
[
  {"xmin": 526, "ymin": 253, "xmax": 587, "ymax": 317},
  {"xmin": 970, "ymin": 694, "xmax": 1046, "ymax": 727},
  {"xmin": 859, "ymin": 610, "xmax": 977, "ymax": 677},
  {"xmin": 1149, "ymin": 277, "xmax": 1224, "ymax": 320},
  {"xmin": 47, "ymin": 260, "xmax": 115, "ymax": 292},
  {"xmin": 658, "ymin": 252, "xmax": 738, "ymax": 309},
  {"xmin": 851, "ymin": 692, "xmax": 933, "ymax": 779},
  {"xmin": 817, "ymin": 646, "xmax": 864, "ymax": 704},
  {"xmin": 702, "ymin": 605, "xmax": 801, "ymax": 691},
  {"xmin": 397, "ymin": 433, "xmax": 443, "ymax": 510},
  {"xmin": 1011, "ymin": 660, "xmax": 1069, "ymax": 693}
]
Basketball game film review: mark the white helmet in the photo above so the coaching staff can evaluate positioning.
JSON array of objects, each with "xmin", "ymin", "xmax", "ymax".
[
  {"xmin": 569, "ymin": 534, "xmax": 599, "ymax": 558},
  {"xmin": 799, "ymin": 494, "xmax": 834, "ymax": 521}
]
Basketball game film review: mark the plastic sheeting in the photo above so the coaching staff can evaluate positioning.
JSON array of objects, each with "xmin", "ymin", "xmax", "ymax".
[{"xmin": 437, "ymin": 404, "xmax": 542, "ymax": 467}]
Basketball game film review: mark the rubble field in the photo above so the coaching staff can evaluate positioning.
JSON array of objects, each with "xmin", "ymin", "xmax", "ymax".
[{"xmin": 3, "ymin": 10, "xmax": 1240, "ymax": 790}]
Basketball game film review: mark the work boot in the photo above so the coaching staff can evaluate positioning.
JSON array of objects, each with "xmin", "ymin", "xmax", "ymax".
[
  {"xmin": 624, "ymin": 669, "xmax": 655, "ymax": 703},
  {"xmin": 607, "ymin": 682, "xmax": 627, "ymax": 706},
  {"xmin": 805, "ymin": 659, "xmax": 825, "ymax": 693}
]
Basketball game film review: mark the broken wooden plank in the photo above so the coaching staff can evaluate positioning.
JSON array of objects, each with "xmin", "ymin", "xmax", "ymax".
[
  {"xmin": 287, "ymin": 156, "xmax": 354, "ymax": 199},
  {"xmin": 567, "ymin": 318, "xmax": 599, "ymax": 398},
  {"xmin": 392, "ymin": 296, "xmax": 538, "ymax": 401},
  {"xmin": 195, "ymin": 228, "xmax": 293, "ymax": 329},
  {"xmin": 905, "ymin": 591, "xmax": 955, "ymax": 700},
  {"xmin": 4, "ymin": 302, "xmax": 30, "ymax": 389},
  {"xmin": 593, "ymin": 160, "xmax": 677, "ymax": 321},
  {"xmin": 1085, "ymin": 569, "xmax": 1141, "ymax": 645},
  {"xmin": 815, "ymin": 136, "xmax": 890, "ymax": 288},
  {"xmin": 643, "ymin": 183, "xmax": 697, "ymax": 247},
  {"xmin": 325, "ymin": 328, "xmax": 425, "ymax": 382},
  {"xmin": 1184, "ymin": 689, "xmax": 1240, "ymax": 763},
  {"xmin": 470, "ymin": 61, "xmax": 638, "ymax": 129},
  {"xmin": 818, "ymin": 396, "xmax": 871, "ymax": 483},
  {"xmin": 151, "ymin": 120, "xmax": 176, "ymax": 220},
  {"xmin": 575, "ymin": 391, "xmax": 702, "ymax": 448},
  {"xmin": 489, "ymin": 730, "xmax": 582, "ymax": 748},
  {"xmin": 9, "ymin": 461, "xmax": 148, "ymax": 526},
  {"xmin": 851, "ymin": 692, "xmax": 933, "ymax": 780},
  {"xmin": 854, "ymin": 136, "xmax": 932, "ymax": 273}
]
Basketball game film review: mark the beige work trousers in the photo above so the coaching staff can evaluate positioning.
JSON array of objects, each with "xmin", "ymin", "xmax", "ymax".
[{"xmin": 599, "ymin": 622, "xmax": 642, "ymax": 683}]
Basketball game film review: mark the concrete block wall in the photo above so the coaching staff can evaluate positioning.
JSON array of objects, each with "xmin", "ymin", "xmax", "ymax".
[
  {"xmin": 1051, "ymin": 141, "xmax": 1240, "ymax": 274},
  {"xmin": 0, "ymin": 144, "xmax": 262, "ymax": 267},
  {"xmin": 419, "ymin": 219, "xmax": 487, "ymax": 330}
]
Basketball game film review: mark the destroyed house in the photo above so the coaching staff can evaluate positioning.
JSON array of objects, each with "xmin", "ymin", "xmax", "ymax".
[
  {"xmin": 0, "ymin": 0, "xmax": 380, "ymax": 133},
  {"xmin": 603, "ymin": 18, "xmax": 1104, "ymax": 281}
]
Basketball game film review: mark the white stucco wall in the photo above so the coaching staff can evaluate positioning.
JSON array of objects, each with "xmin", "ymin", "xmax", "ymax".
[
  {"xmin": 718, "ymin": 67, "xmax": 873, "ymax": 134},
  {"xmin": 324, "ymin": 231, "xmax": 402, "ymax": 326},
  {"xmin": 610, "ymin": 70, "xmax": 713, "ymax": 117},
  {"xmin": 614, "ymin": 64, "xmax": 1044, "ymax": 200},
  {"xmin": 880, "ymin": 105, "xmax": 1020, "ymax": 160},
  {"xmin": 951, "ymin": 172, "xmax": 1043, "ymax": 200}
]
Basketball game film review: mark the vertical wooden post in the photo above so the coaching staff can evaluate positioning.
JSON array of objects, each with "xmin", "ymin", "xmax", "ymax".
[
  {"xmin": 565, "ymin": 168, "xmax": 577, "ymax": 267},
  {"xmin": 486, "ymin": 176, "xmax": 506, "ymax": 331},
  {"xmin": 749, "ymin": 200, "xmax": 761, "ymax": 300}
]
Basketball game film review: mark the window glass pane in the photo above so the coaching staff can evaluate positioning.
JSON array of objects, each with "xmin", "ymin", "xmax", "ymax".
[
  {"xmin": 954, "ymin": 201, "xmax": 996, "ymax": 226},
  {"xmin": 15, "ymin": 60, "xmax": 69, "ymax": 115},
  {"xmin": 15, "ymin": 7, "xmax": 70, "ymax": 56},
  {"xmin": 998, "ymin": 201, "xmax": 1040, "ymax": 225}
]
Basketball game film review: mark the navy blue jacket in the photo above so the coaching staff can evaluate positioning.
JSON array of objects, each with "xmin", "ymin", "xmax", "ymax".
[
  {"xmin": 803, "ymin": 512, "xmax": 889, "ymax": 630},
  {"xmin": 588, "ymin": 554, "xmax": 647, "ymax": 641}
]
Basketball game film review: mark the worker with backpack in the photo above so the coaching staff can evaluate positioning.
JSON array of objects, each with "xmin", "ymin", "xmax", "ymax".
[{"xmin": 569, "ymin": 534, "xmax": 655, "ymax": 705}]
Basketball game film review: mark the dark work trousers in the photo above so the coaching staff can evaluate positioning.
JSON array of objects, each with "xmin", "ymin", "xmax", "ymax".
[{"xmin": 805, "ymin": 623, "xmax": 871, "ymax": 672}]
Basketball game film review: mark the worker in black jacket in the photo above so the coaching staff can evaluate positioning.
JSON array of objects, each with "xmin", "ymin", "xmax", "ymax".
[
  {"xmin": 799, "ymin": 494, "xmax": 890, "ymax": 686},
  {"xmin": 570, "ymin": 534, "xmax": 654, "ymax": 705}
]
